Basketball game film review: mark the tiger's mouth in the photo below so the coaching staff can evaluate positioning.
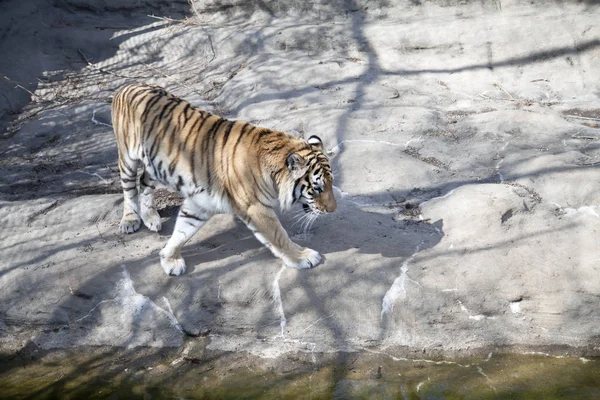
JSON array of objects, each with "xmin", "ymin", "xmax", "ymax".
[{"xmin": 302, "ymin": 204, "xmax": 311, "ymax": 213}]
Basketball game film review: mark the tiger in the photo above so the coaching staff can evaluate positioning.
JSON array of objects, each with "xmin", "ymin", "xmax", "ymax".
[{"xmin": 111, "ymin": 83, "xmax": 337, "ymax": 276}]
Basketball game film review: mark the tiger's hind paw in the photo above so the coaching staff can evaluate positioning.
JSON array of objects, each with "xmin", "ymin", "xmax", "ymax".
[
  {"xmin": 119, "ymin": 215, "xmax": 141, "ymax": 234},
  {"xmin": 142, "ymin": 210, "xmax": 162, "ymax": 232},
  {"xmin": 284, "ymin": 248, "xmax": 322, "ymax": 269}
]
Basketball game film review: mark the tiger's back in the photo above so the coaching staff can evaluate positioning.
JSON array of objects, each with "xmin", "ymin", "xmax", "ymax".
[{"xmin": 113, "ymin": 84, "xmax": 233, "ymax": 209}]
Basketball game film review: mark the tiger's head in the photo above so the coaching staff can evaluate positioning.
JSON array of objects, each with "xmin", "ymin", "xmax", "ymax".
[{"xmin": 286, "ymin": 135, "xmax": 337, "ymax": 214}]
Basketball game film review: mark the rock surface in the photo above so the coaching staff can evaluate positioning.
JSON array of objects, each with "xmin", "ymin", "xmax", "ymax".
[{"xmin": 1, "ymin": 0, "xmax": 600, "ymax": 361}]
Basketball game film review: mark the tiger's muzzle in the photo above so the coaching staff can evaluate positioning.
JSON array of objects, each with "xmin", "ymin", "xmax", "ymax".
[{"xmin": 315, "ymin": 188, "xmax": 337, "ymax": 213}]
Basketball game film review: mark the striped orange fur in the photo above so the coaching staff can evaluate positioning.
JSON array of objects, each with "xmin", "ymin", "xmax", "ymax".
[{"xmin": 112, "ymin": 83, "xmax": 336, "ymax": 275}]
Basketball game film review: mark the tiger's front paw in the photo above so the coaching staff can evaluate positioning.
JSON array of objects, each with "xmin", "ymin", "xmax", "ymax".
[
  {"xmin": 284, "ymin": 248, "xmax": 322, "ymax": 269},
  {"xmin": 120, "ymin": 214, "xmax": 141, "ymax": 234},
  {"xmin": 160, "ymin": 249, "xmax": 187, "ymax": 276},
  {"xmin": 141, "ymin": 209, "xmax": 162, "ymax": 232}
]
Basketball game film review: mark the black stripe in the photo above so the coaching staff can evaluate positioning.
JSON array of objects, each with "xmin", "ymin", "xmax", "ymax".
[
  {"xmin": 153, "ymin": 99, "xmax": 178, "ymax": 131},
  {"xmin": 206, "ymin": 168, "xmax": 212, "ymax": 193},
  {"xmin": 204, "ymin": 119, "xmax": 224, "ymax": 191},
  {"xmin": 179, "ymin": 106, "xmax": 198, "ymax": 136},
  {"xmin": 270, "ymin": 143, "xmax": 286, "ymax": 152},
  {"xmin": 222, "ymin": 125, "xmax": 234, "ymax": 190},
  {"xmin": 181, "ymin": 103, "xmax": 191, "ymax": 127},
  {"xmin": 231, "ymin": 130, "xmax": 245, "ymax": 159},
  {"xmin": 254, "ymin": 129, "xmax": 272, "ymax": 145},
  {"xmin": 257, "ymin": 199, "xmax": 271, "ymax": 209},
  {"xmin": 166, "ymin": 113, "xmax": 179, "ymax": 156},
  {"xmin": 206, "ymin": 119, "xmax": 229, "ymax": 189},
  {"xmin": 119, "ymin": 160, "xmax": 135, "ymax": 176},
  {"xmin": 292, "ymin": 178, "xmax": 302, "ymax": 202},
  {"xmin": 180, "ymin": 210, "xmax": 207, "ymax": 222},
  {"xmin": 149, "ymin": 101, "xmax": 180, "ymax": 159},
  {"xmin": 183, "ymin": 114, "xmax": 202, "ymax": 149},
  {"xmin": 168, "ymin": 158, "xmax": 178, "ymax": 176},
  {"xmin": 140, "ymin": 94, "xmax": 163, "ymax": 127},
  {"xmin": 140, "ymin": 181, "xmax": 155, "ymax": 190},
  {"xmin": 239, "ymin": 122, "xmax": 250, "ymax": 135},
  {"xmin": 140, "ymin": 182, "xmax": 155, "ymax": 190},
  {"xmin": 127, "ymin": 85, "xmax": 146, "ymax": 100},
  {"xmin": 272, "ymin": 166, "xmax": 286, "ymax": 181},
  {"xmin": 204, "ymin": 118, "xmax": 223, "ymax": 154},
  {"xmin": 156, "ymin": 160, "xmax": 168, "ymax": 182},
  {"xmin": 148, "ymin": 134, "xmax": 161, "ymax": 161},
  {"xmin": 130, "ymin": 88, "xmax": 151, "ymax": 111},
  {"xmin": 221, "ymin": 120, "xmax": 235, "ymax": 150},
  {"xmin": 145, "ymin": 105, "xmax": 167, "ymax": 142},
  {"xmin": 118, "ymin": 85, "xmax": 136, "ymax": 101},
  {"xmin": 140, "ymin": 171, "xmax": 149, "ymax": 184},
  {"xmin": 253, "ymin": 174, "xmax": 271, "ymax": 200},
  {"xmin": 231, "ymin": 124, "xmax": 254, "ymax": 160},
  {"xmin": 190, "ymin": 117, "xmax": 211, "ymax": 184}
]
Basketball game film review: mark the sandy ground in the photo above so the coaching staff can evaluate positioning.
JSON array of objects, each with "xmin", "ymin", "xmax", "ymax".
[{"xmin": 2, "ymin": 0, "xmax": 600, "ymax": 368}]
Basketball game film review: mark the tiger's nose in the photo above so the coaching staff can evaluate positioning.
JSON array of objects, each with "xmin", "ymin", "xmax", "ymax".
[{"xmin": 320, "ymin": 191, "xmax": 337, "ymax": 213}]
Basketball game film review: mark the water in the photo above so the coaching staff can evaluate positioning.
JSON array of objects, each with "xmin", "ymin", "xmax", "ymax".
[{"xmin": 1, "ymin": 347, "xmax": 598, "ymax": 399}]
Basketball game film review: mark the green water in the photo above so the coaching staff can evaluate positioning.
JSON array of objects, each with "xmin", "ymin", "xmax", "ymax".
[{"xmin": 1, "ymin": 347, "xmax": 598, "ymax": 399}]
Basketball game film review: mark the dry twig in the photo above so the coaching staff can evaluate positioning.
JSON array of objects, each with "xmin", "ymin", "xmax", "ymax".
[
  {"xmin": 2, "ymin": 74, "xmax": 40, "ymax": 101},
  {"xmin": 78, "ymin": 49, "xmax": 140, "ymax": 79}
]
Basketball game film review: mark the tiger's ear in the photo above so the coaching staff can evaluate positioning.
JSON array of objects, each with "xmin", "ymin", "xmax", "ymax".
[
  {"xmin": 286, "ymin": 153, "xmax": 307, "ymax": 177},
  {"xmin": 307, "ymin": 135, "xmax": 324, "ymax": 151}
]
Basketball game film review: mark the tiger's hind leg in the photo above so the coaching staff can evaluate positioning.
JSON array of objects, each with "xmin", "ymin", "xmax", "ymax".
[
  {"xmin": 118, "ymin": 156, "xmax": 142, "ymax": 234},
  {"xmin": 139, "ymin": 170, "xmax": 162, "ymax": 232}
]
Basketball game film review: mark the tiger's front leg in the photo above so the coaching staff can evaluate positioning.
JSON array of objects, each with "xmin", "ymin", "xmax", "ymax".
[
  {"xmin": 159, "ymin": 198, "xmax": 212, "ymax": 276},
  {"xmin": 242, "ymin": 204, "xmax": 322, "ymax": 269}
]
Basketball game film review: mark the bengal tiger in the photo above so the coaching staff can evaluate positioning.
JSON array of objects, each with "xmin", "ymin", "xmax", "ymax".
[{"xmin": 111, "ymin": 83, "xmax": 337, "ymax": 276}]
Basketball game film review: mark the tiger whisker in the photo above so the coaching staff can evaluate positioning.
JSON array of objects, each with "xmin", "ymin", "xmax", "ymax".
[
  {"xmin": 292, "ymin": 211, "xmax": 311, "ymax": 229},
  {"xmin": 291, "ymin": 208, "xmax": 306, "ymax": 217},
  {"xmin": 292, "ymin": 215, "xmax": 306, "ymax": 228},
  {"xmin": 299, "ymin": 212, "xmax": 309, "ymax": 231},
  {"xmin": 301, "ymin": 211, "xmax": 321, "ymax": 234}
]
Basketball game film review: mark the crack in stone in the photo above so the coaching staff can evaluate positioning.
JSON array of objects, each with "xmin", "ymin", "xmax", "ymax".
[
  {"xmin": 381, "ymin": 244, "xmax": 422, "ymax": 319},
  {"xmin": 328, "ymin": 139, "xmax": 405, "ymax": 156},
  {"xmin": 74, "ymin": 265, "xmax": 183, "ymax": 335},
  {"xmin": 495, "ymin": 141, "xmax": 510, "ymax": 183},
  {"xmin": 299, "ymin": 314, "xmax": 334, "ymax": 335},
  {"xmin": 418, "ymin": 188, "xmax": 456, "ymax": 208},
  {"xmin": 457, "ymin": 299, "xmax": 496, "ymax": 321},
  {"xmin": 91, "ymin": 108, "xmax": 113, "ymax": 128},
  {"xmin": 272, "ymin": 265, "xmax": 287, "ymax": 338}
]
